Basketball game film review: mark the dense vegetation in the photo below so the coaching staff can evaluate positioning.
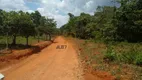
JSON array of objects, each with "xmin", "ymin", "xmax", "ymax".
[
  {"xmin": 61, "ymin": 0, "xmax": 142, "ymax": 74},
  {"xmin": 60, "ymin": 0, "xmax": 142, "ymax": 42},
  {"xmin": 72, "ymin": 38, "xmax": 142, "ymax": 80},
  {"xmin": 0, "ymin": 10, "xmax": 57, "ymax": 49}
]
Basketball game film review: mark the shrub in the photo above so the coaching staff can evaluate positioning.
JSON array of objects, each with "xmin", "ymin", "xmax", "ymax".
[
  {"xmin": 135, "ymin": 53, "xmax": 142, "ymax": 66},
  {"xmin": 118, "ymin": 51, "xmax": 136, "ymax": 64},
  {"xmin": 104, "ymin": 44, "xmax": 142, "ymax": 66},
  {"xmin": 104, "ymin": 46, "xmax": 116, "ymax": 62}
]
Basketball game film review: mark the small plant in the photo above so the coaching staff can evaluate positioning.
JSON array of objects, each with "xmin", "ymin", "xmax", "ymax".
[
  {"xmin": 135, "ymin": 53, "xmax": 142, "ymax": 66},
  {"xmin": 118, "ymin": 51, "xmax": 136, "ymax": 64},
  {"xmin": 104, "ymin": 46, "xmax": 116, "ymax": 62},
  {"xmin": 104, "ymin": 44, "xmax": 142, "ymax": 66},
  {"xmin": 115, "ymin": 75, "xmax": 121, "ymax": 80}
]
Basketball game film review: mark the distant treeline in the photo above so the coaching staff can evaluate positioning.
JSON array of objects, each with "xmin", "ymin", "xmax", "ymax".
[
  {"xmin": 60, "ymin": 0, "xmax": 142, "ymax": 42},
  {"xmin": 0, "ymin": 10, "xmax": 58, "ymax": 46}
]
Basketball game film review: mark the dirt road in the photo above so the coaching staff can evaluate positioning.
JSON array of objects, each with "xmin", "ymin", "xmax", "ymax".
[{"xmin": 1, "ymin": 36, "xmax": 83, "ymax": 80}]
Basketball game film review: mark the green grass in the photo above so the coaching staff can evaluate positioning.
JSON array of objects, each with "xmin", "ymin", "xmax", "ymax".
[
  {"xmin": 104, "ymin": 42, "xmax": 142, "ymax": 66},
  {"xmin": 0, "ymin": 36, "xmax": 39, "ymax": 50},
  {"xmin": 72, "ymin": 38, "xmax": 142, "ymax": 80}
]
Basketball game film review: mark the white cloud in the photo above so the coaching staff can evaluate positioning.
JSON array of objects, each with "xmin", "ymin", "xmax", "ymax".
[
  {"xmin": 0, "ymin": 0, "xmax": 27, "ymax": 11},
  {"xmin": 27, "ymin": 10, "xmax": 34, "ymax": 13},
  {"xmin": 0, "ymin": 0, "xmax": 34, "ymax": 13},
  {"xmin": 54, "ymin": 14, "xmax": 69, "ymax": 27},
  {"xmin": 0, "ymin": 0, "xmax": 113, "ymax": 28},
  {"xmin": 37, "ymin": 0, "xmax": 112, "ymax": 28}
]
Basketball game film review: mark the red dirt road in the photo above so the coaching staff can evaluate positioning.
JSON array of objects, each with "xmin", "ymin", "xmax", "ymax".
[{"xmin": 1, "ymin": 36, "xmax": 83, "ymax": 80}]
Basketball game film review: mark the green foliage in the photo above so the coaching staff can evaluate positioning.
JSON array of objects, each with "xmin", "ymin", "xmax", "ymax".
[
  {"xmin": 135, "ymin": 53, "xmax": 142, "ymax": 66},
  {"xmin": 60, "ymin": 0, "xmax": 142, "ymax": 67},
  {"xmin": 104, "ymin": 43, "xmax": 142, "ymax": 66},
  {"xmin": 73, "ymin": 38, "xmax": 142, "ymax": 80},
  {"xmin": 60, "ymin": 6, "xmax": 116, "ymax": 40},
  {"xmin": 104, "ymin": 47, "xmax": 116, "ymax": 62},
  {"xmin": 0, "ymin": 36, "xmax": 38, "ymax": 50},
  {"xmin": 115, "ymin": 0, "xmax": 142, "ymax": 42},
  {"xmin": 31, "ymin": 11, "xmax": 41, "ymax": 27},
  {"xmin": 0, "ymin": 9, "xmax": 3, "ymax": 27},
  {"xmin": 0, "ymin": 9, "xmax": 57, "ymax": 47},
  {"xmin": 37, "ymin": 18, "xmax": 57, "ymax": 40},
  {"xmin": 118, "ymin": 50, "xmax": 137, "ymax": 64},
  {"xmin": 18, "ymin": 11, "xmax": 35, "ymax": 37},
  {"xmin": 60, "ymin": 0, "xmax": 142, "ymax": 43}
]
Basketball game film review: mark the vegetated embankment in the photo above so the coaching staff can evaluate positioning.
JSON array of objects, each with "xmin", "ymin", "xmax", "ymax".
[{"xmin": 0, "ymin": 41, "xmax": 52, "ymax": 69}]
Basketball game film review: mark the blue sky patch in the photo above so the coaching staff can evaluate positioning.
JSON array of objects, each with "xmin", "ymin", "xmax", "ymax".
[{"xmin": 25, "ymin": 1, "xmax": 40, "ymax": 10}]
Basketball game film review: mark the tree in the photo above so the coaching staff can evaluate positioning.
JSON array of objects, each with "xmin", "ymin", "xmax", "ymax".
[
  {"xmin": 0, "ymin": 9, "xmax": 57, "ymax": 48},
  {"xmin": 68, "ymin": 13, "xmax": 74, "ymax": 19},
  {"xmin": 0, "ymin": 9, "xmax": 4, "ymax": 35},
  {"xmin": 94, "ymin": 6, "xmax": 117, "ymax": 41},
  {"xmin": 31, "ymin": 11, "xmax": 41, "ymax": 27},
  {"xmin": 19, "ymin": 11, "xmax": 35, "ymax": 46},
  {"xmin": 61, "ymin": 6, "xmax": 116, "ymax": 40},
  {"xmin": 61, "ymin": 0, "xmax": 142, "ymax": 43},
  {"xmin": 0, "ymin": 9, "xmax": 3, "ymax": 27},
  {"xmin": 115, "ymin": 0, "xmax": 142, "ymax": 42},
  {"xmin": 37, "ymin": 18, "xmax": 57, "ymax": 41},
  {"xmin": 31, "ymin": 11, "xmax": 42, "ymax": 42},
  {"xmin": 6, "ymin": 11, "xmax": 21, "ymax": 45},
  {"xmin": 61, "ymin": 13, "xmax": 93, "ymax": 39},
  {"xmin": 1, "ymin": 10, "xmax": 11, "ymax": 49}
]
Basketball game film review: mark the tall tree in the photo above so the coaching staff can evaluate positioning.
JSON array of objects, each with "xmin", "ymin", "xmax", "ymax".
[
  {"xmin": 115, "ymin": 0, "xmax": 142, "ymax": 42},
  {"xmin": 37, "ymin": 18, "xmax": 57, "ymax": 41},
  {"xmin": 31, "ymin": 11, "xmax": 42, "ymax": 42},
  {"xmin": 6, "ymin": 11, "xmax": 21, "ymax": 45},
  {"xmin": 19, "ymin": 11, "xmax": 35, "ymax": 46}
]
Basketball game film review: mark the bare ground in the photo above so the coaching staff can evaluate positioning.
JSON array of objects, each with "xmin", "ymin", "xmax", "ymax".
[{"xmin": 0, "ymin": 36, "xmax": 84, "ymax": 80}]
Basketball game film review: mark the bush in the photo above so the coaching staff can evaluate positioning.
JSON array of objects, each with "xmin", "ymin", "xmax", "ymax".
[
  {"xmin": 104, "ymin": 44, "xmax": 142, "ymax": 66},
  {"xmin": 117, "ymin": 51, "xmax": 136, "ymax": 64},
  {"xmin": 104, "ymin": 47, "xmax": 116, "ymax": 62},
  {"xmin": 135, "ymin": 53, "xmax": 142, "ymax": 66}
]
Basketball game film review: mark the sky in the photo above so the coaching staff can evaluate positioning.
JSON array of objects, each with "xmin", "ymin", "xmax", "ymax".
[{"xmin": 0, "ymin": 0, "xmax": 115, "ymax": 28}]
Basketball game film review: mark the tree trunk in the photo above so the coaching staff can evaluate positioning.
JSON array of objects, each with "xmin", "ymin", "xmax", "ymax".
[
  {"xmin": 12, "ymin": 35, "xmax": 16, "ymax": 45},
  {"xmin": 48, "ymin": 33, "xmax": 51, "ymax": 41},
  {"xmin": 6, "ymin": 33, "xmax": 9, "ymax": 49},
  {"xmin": 45, "ymin": 35, "xmax": 48, "ymax": 41},
  {"xmin": 26, "ymin": 36, "xmax": 29, "ymax": 46},
  {"xmin": 38, "ymin": 34, "xmax": 40, "ymax": 43}
]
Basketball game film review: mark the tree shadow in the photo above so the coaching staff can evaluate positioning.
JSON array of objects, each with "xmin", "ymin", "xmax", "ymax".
[
  {"xmin": 50, "ymin": 40, "xmax": 58, "ymax": 43},
  {"xmin": 0, "ymin": 44, "xmax": 41, "ymax": 54},
  {"xmin": 9, "ymin": 44, "xmax": 37, "ymax": 50},
  {"xmin": 0, "ymin": 44, "xmax": 7, "ymax": 50},
  {"xmin": 52, "ymin": 41, "xmax": 58, "ymax": 43},
  {"xmin": 0, "ymin": 44, "xmax": 37, "ymax": 50}
]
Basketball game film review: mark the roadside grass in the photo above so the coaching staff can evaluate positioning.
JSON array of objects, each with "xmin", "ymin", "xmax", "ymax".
[
  {"xmin": 105, "ymin": 42, "xmax": 142, "ymax": 66},
  {"xmin": 0, "ymin": 36, "xmax": 49, "ymax": 49},
  {"xmin": 0, "ymin": 36, "xmax": 37, "ymax": 49},
  {"xmin": 71, "ymin": 38, "xmax": 142, "ymax": 80}
]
